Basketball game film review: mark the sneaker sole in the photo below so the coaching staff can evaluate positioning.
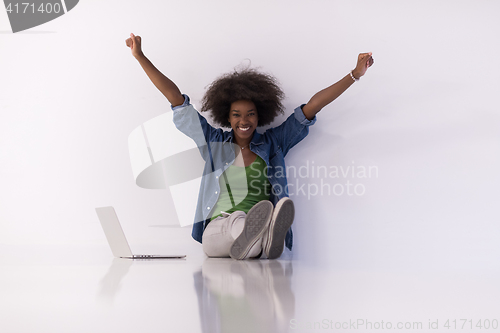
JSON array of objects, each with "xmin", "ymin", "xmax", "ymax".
[
  {"xmin": 265, "ymin": 199, "xmax": 294, "ymax": 259},
  {"xmin": 229, "ymin": 201, "xmax": 273, "ymax": 260}
]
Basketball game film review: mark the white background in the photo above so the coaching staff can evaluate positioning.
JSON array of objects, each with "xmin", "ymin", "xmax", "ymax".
[{"xmin": 1, "ymin": 0, "xmax": 499, "ymax": 270}]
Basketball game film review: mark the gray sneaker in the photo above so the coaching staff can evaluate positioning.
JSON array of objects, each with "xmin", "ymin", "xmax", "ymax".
[
  {"xmin": 230, "ymin": 200, "xmax": 274, "ymax": 260},
  {"xmin": 264, "ymin": 198, "xmax": 295, "ymax": 259}
]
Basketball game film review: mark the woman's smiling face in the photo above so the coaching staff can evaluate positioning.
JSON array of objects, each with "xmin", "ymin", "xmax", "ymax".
[{"xmin": 228, "ymin": 100, "xmax": 258, "ymax": 142}]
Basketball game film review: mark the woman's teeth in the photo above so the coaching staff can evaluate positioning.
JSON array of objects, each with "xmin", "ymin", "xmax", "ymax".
[{"xmin": 239, "ymin": 127, "xmax": 250, "ymax": 131}]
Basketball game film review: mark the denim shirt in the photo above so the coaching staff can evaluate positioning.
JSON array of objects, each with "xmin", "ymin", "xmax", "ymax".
[{"xmin": 172, "ymin": 95, "xmax": 316, "ymax": 250}]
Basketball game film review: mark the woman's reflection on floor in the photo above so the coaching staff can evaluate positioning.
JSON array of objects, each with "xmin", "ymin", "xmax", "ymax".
[{"xmin": 194, "ymin": 259, "xmax": 295, "ymax": 333}]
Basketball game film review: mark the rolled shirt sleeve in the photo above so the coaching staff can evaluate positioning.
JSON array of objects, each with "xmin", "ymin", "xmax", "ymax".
[
  {"xmin": 294, "ymin": 104, "xmax": 317, "ymax": 126},
  {"xmin": 171, "ymin": 94, "xmax": 191, "ymax": 111}
]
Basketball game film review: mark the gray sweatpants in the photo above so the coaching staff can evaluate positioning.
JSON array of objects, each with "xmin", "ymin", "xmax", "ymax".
[{"xmin": 202, "ymin": 211, "xmax": 264, "ymax": 258}]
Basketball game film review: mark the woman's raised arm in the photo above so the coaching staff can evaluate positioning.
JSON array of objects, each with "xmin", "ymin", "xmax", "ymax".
[
  {"xmin": 301, "ymin": 52, "xmax": 374, "ymax": 120},
  {"xmin": 125, "ymin": 33, "xmax": 185, "ymax": 107}
]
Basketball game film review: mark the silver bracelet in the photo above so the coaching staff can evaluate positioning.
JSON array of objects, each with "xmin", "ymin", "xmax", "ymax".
[{"xmin": 349, "ymin": 70, "xmax": 359, "ymax": 82}]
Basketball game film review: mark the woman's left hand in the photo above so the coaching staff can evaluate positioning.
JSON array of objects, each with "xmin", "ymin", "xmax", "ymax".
[{"xmin": 352, "ymin": 52, "xmax": 374, "ymax": 79}]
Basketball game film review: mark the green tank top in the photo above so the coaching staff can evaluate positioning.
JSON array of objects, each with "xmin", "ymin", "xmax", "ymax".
[{"xmin": 210, "ymin": 155, "xmax": 271, "ymax": 221}]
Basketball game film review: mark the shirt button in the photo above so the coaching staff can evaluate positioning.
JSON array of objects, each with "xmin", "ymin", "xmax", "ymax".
[
  {"xmin": 216, "ymin": 176, "xmax": 218, "ymax": 179},
  {"xmin": 226, "ymin": 163, "xmax": 228, "ymax": 165},
  {"xmin": 215, "ymin": 191, "xmax": 218, "ymax": 194},
  {"xmin": 207, "ymin": 207, "xmax": 210, "ymax": 210}
]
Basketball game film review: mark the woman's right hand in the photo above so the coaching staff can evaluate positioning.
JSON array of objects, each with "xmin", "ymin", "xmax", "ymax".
[{"xmin": 125, "ymin": 33, "xmax": 144, "ymax": 59}]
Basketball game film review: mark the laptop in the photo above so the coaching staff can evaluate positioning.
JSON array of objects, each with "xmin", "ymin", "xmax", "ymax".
[{"xmin": 95, "ymin": 206, "xmax": 186, "ymax": 259}]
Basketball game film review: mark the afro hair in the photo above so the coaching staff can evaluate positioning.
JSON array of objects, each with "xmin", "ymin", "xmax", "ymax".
[{"xmin": 200, "ymin": 67, "xmax": 285, "ymax": 127}]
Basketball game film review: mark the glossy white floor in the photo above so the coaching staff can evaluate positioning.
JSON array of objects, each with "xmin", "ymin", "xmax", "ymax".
[{"xmin": 1, "ymin": 225, "xmax": 499, "ymax": 333}]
